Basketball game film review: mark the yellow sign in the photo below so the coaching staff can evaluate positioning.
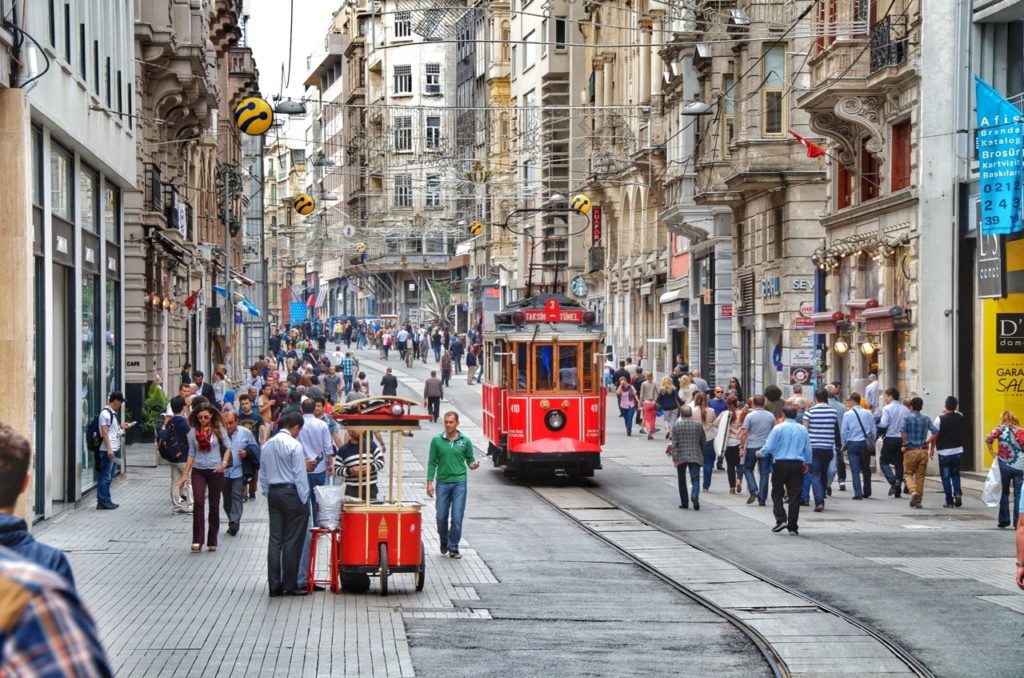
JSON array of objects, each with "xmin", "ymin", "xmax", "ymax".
[
  {"xmin": 377, "ymin": 517, "xmax": 389, "ymax": 540},
  {"xmin": 982, "ymin": 238, "xmax": 1024, "ymax": 465}
]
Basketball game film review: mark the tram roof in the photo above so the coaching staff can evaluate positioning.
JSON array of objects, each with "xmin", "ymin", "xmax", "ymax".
[{"xmin": 487, "ymin": 325, "xmax": 604, "ymax": 342}]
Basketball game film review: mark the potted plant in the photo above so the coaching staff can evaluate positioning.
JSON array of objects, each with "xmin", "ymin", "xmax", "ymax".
[{"xmin": 137, "ymin": 382, "xmax": 168, "ymax": 443}]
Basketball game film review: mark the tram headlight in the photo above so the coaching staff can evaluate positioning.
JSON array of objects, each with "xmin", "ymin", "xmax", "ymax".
[{"xmin": 545, "ymin": 409, "xmax": 567, "ymax": 432}]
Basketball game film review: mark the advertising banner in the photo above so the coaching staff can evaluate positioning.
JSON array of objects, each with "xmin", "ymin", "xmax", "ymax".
[
  {"xmin": 975, "ymin": 76, "xmax": 1023, "ymax": 236},
  {"xmin": 983, "ymin": 239, "xmax": 1024, "ymax": 465}
]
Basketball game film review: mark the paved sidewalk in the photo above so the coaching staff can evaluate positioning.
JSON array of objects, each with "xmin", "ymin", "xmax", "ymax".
[{"xmin": 36, "ymin": 450, "xmax": 498, "ymax": 677}]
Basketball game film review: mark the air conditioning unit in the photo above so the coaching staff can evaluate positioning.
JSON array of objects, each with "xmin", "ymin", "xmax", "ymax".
[{"xmin": 197, "ymin": 245, "xmax": 212, "ymax": 261}]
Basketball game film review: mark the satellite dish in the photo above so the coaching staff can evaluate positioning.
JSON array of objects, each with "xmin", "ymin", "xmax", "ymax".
[{"xmin": 342, "ymin": 224, "xmax": 356, "ymax": 238}]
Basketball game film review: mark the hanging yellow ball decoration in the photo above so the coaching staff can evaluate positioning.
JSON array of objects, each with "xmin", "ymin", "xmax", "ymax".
[
  {"xmin": 570, "ymin": 194, "xmax": 592, "ymax": 215},
  {"xmin": 233, "ymin": 97, "xmax": 274, "ymax": 136},
  {"xmin": 468, "ymin": 220, "xmax": 484, "ymax": 236},
  {"xmin": 355, "ymin": 242, "xmax": 367, "ymax": 254},
  {"xmin": 293, "ymin": 193, "xmax": 316, "ymax": 215}
]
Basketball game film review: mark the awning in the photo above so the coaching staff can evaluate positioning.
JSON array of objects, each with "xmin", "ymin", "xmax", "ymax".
[
  {"xmin": 315, "ymin": 284, "xmax": 328, "ymax": 308},
  {"xmin": 659, "ymin": 288, "xmax": 686, "ymax": 304},
  {"xmin": 810, "ymin": 310, "xmax": 845, "ymax": 334},
  {"xmin": 211, "ymin": 261, "xmax": 255, "ymax": 286},
  {"xmin": 859, "ymin": 305, "xmax": 906, "ymax": 332}
]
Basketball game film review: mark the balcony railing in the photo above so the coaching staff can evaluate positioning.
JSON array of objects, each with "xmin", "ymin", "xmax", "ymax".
[{"xmin": 869, "ymin": 15, "xmax": 908, "ymax": 73}]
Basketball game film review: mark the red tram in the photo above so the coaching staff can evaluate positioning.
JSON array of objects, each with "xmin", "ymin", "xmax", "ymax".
[{"xmin": 481, "ymin": 294, "xmax": 606, "ymax": 477}]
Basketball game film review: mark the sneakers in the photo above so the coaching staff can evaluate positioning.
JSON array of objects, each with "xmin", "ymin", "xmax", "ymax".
[
  {"xmin": 839, "ymin": 483, "xmax": 846, "ymax": 492},
  {"xmin": 954, "ymin": 494, "xmax": 962, "ymax": 507},
  {"xmin": 96, "ymin": 501, "xmax": 118, "ymax": 510},
  {"xmin": 448, "ymin": 550, "xmax": 462, "ymax": 559},
  {"xmin": 771, "ymin": 522, "xmax": 787, "ymax": 533},
  {"xmin": 943, "ymin": 502, "xmax": 955, "ymax": 509},
  {"xmin": 440, "ymin": 545, "xmax": 448, "ymax": 555}
]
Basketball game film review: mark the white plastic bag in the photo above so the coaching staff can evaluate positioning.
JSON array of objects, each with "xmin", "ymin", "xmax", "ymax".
[
  {"xmin": 981, "ymin": 459, "xmax": 1002, "ymax": 508},
  {"xmin": 315, "ymin": 483, "xmax": 345, "ymax": 530}
]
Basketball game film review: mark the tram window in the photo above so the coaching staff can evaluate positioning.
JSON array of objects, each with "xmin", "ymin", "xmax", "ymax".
[
  {"xmin": 517, "ymin": 343, "xmax": 528, "ymax": 390},
  {"xmin": 534, "ymin": 345, "xmax": 555, "ymax": 390},
  {"xmin": 558, "ymin": 345, "xmax": 578, "ymax": 391},
  {"xmin": 582, "ymin": 343, "xmax": 595, "ymax": 391}
]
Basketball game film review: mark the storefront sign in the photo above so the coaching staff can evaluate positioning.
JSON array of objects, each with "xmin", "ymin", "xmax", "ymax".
[
  {"xmin": 788, "ymin": 349, "xmax": 815, "ymax": 365},
  {"xmin": 794, "ymin": 316, "xmax": 815, "ymax": 329},
  {"xmin": 591, "ymin": 206, "xmax": 602, "ymax": 243},
  {"xmin": 790, "ymin": 367, "xmax": 810, "ymax": 385},
  {"xmin": 978, "ymin": 230, "xmax": 1006, "ymax": 299},
  {"xmin": 799, "ymin": 301, "xmax": 815, "ymax": 317},
  {"xmin": 570, "ymin": 275, "xmax": 588, "ymax": 296},
  {"xmin": 761, "ymin": 276, "xmax": 781, "ymax": 298},
  {"xmin": 865, "ymin": 316, "xmax": 895, "ymax": 332},
  {"xmin": 996, "ymin": 313, "xmax": 1024, "ymax": 353},
  {"xmin": 721, "ymin": 304, "xmax": 733, "ymax": 318},
  {"xmin": 792, "ymin": 279, "xmax": 815, "ymax": 291},
  {"xmin": 983, "ymin": 238, "xmax": 1024, "ymax": 465}
]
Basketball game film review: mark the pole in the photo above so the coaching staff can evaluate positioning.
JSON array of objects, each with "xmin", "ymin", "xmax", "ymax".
[{"xmin": 223, "ymin": 167, "xmax": 231, "ymax": 372}]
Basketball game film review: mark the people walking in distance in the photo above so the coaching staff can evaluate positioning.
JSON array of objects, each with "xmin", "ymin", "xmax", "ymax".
[
  {"xmin": 715, "ymin": 396, "xmax": 745, "ymax": 494},
  {"xmin": 985, "ymin": 410, "xmax": 1024, "ymax": 528},
  {"xmin": 431, "ymin": 329, "xmax": 443, "ymax": 362},
  {"xmin": 396, "ymin": 326, "xmax": 409, "ymax": 362},
  {"xmin": 465, "ymin": 344, "xmax": 479, "ymax": 385},
  {"xmin": 668, "ymin": 405, "xmax": 706, "ymax": 510},
  {"xmin": 786, "ymin": 385, "xmax": 811, "ymax": 420},
  {"xmin": 803, "ymin": 389, "xmax": 841, "ymax": 512},
  {"xmin": 690, "ymin": 370, "xmax": 709, "ymax": 394},
  {"xmin": 450, "ymin": 335, "xmax": 465, "ymax": 375},
  {"xmin": 339, "ymin": 352, "xmax": 355, "ymax": 394},
  {"xmin": 690, "ymin": 392, "xmax": 718, "ymax": 491},
  {"xmin": 0, "ymin": 423, "xmax": 76, "ymax": 586},
  {"xmin": 97, "ymin": 391, "xmax": 133, "ymax": 510},
  {"xmin": 928, "ymin": 396, "xmax": 965, "ymax": 508},
  {"xmin": 380, "ymin": 367, "xmax": 399, "ymax": 397},
  {"xmin": 221, "ymin": 411, "xmax": 259, "ymax": 536},
  {"xmin": 177, "ymin": 404, "xmax": 230, "ymax": 552},
  {"xmin": 440, "ymin": 350, "xmax": 453, "ymax": 388},
  {"xmin": 163, "ymin": 396, "xmax": 194, "ymax": 514},
  {"xmin": 657, "ymin": 376, "xmax": 681, "ymax": 438},
  {"xmin": 426, "ymin": 412, "xmax": 479, "ymax": 559},
  {"xmin": 865, "ymin": 373, "xmax": 880, "ymax": 415},
  {"xmin": 235, "ymin": 394, "xmax": 266, "ymax": 499},
  {"xmin": 711, "ymin": 385, "xmax": 728, "ymax": 469},
  {"xmin": 260, "ymin": 411, "xmax": 309, "ymax": 596},
  {"xmin": 424, "ymin": 371, "xmax": 444, "ymax": 423},
  {"xmin": 180, "ymin": 361, "xmax": 193, "ymax": 386},
  {"xmin": 381, "ymin": 330, "xmax": 393, "ymax": 360},
  {"xmin": 878, "ymin": 388, "xmax": 909, "ymax": 499},
  {"xmin": 826, "ymin": 384, "xmax": 848, "ymax": 492},
  {"xmin": 322, "ymin": 365, "xmax": 341, "ymax": 404},
  {"xmin": 335, "ymin": 430, "xmax": 385, "ymax": 501},
  {"xmin": 725, "ymin": 376, "xmax": 743, "ymax": 403},
  {"xmin": 764, "ymin": 384, "xmax": 785, "ymax": 420},
  {"xmin": 631, "ymin": 368, "xmax": 647, "ymax": 431},
  {"xmin": 615, "ymin": 376, "xmax": 639, "ymax": 437},
  {"xmin": 900, "ymin": 397, "xmax": 937, "ymax": 509},
  {"xmin": 345, "ymin": 380, "xmax": 366, "ymax": 403},
  {"xmin": 841, "ymin": 392, "xmax": 877, "ymax": 500},
  {"xmin": 764, "ymin": 405, "xmax": 813, "ymax": 535},
  {"xmin": 639, "ymin": 371, "xmax": 659, "ymax": 439},
  {"xmin": 405, "ymin": 333, "xmax": 416, "ymax": 368},
  {"xmin": 741, "ymin": 394, "xmax": 776, "ymax": 506},
  {"xmin": 194, "ymin": 370, "xmax": 216, "ymax": 403}
]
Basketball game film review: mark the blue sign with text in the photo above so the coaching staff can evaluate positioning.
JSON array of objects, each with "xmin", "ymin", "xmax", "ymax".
[{"xmin": 975, "ymin": 76, "xmax": 1023, "ymax": 236}]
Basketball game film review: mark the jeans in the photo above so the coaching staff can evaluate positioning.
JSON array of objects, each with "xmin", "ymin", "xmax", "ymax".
[
  {"xmin": 828, "ymin": 448, "xmax": 846, "ymax": 488},
  {"xmin": 938, "ymin": 453, "xmax": 962, "ymax": 505},
  {"xmin": 810, "ymin": 449, "xmax": 834, "ymax": 507},
  {"xmin": 772, "ymin": 460, "xmax": 805, "ymax": 530},
  {"xmin": 879, "ymin": 437, "xmax": 905, "ymax": 489},
  {"xmin": 435, "ymin": 480, "xmax": 468, "ymax": 552},
  {"xmin": 676, "ymin": 462, "xmax": 701, "ymax": 507},
  {"xmin": 998, "ymin": 460, "xmax": 1024, "ymax": 527},
  {"xmin": 702, "ymin": 441, "xmax": 716, "ymax": 490},
  {"xmin": 190, "ymin": 469, "xmax": 224, "ymax": 547},
  {"xmin": 97, "ymin": 452, "xmax": 119, "ymax": 504},
  {"xmin": 454, "ymin": 357, "xmax": 462, "ymax": 374},
  {"xmin": 743, "ymin": 447, "xmax": 772, "ymax": 503},
  {"xmin": 306, "ymin": 471, "xmax": 327, "ymax": 527},
  {"xmin": 434, "ymin": 346, "xmax": 442, "ymax": 362},
  {"xmin": 343, "ymin": 374, "xmax": 353, "ymax": 394},
  {"xmin": 846, "ymin": 441, "xmax": 871, "ymax": 498},
  {"xmin": 619, "ymin": 406, "xmax": 637, "ymax": 435}
]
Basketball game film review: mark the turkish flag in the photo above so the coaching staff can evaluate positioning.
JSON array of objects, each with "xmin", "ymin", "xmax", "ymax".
[
  {"xmin": 183, "ymin": 290, "xmax": 199, "ymax": 310},
  {"xmin": 789, "ymin": 131, "xmax": 826, "ymax": 158}
]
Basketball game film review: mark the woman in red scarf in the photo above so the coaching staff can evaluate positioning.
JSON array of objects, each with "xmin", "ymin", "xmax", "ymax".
[{"xmin": 176, "ymin": 404, "xmax": 231, "ymax": 552}]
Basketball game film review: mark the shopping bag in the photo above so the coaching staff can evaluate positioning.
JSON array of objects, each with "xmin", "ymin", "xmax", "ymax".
[
  {"xmin": 314, "ymin": 483, "xmax": 345, "ymax": 530},
  {"xmin": 981, "ymin": 459, "xmax": 1002, "ymax": 508}
]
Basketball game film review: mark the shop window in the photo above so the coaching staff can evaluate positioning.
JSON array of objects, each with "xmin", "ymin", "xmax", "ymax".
[
  {"xmin": 50, "ymin": 143, "xmax": 74, "ymax": 222},
  {"xmin": 80, "ymin": 166, "xmax": 98, "ymax": 233},
  {"xmin": 80, "ymin": 274, "xmax": 100, "ymax": 491},
  {"xmin": 890, "ymin": 119, "xmax": 911, "ymax": 191},
  {"xmin": 859, "ymin": 141, "xmax": 879, "ymax": 202},
  {"xmin": 105, "ymin": 280, "xmax": 120, "ymax": 399}
]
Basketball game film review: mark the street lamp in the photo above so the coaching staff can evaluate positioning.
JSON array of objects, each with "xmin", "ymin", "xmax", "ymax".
[
  {"xmin": 273, "ymin": 98, "xmax": 307, "ymax": 115},
  {"xmin": 682, "ymin": 101, "xmax": 713, "ymax": 116}
]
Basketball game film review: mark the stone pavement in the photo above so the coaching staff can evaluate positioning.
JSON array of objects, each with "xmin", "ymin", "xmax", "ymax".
[{"xmin": 36, "ymin": 446, "xmax": 498, "ymax": 677}]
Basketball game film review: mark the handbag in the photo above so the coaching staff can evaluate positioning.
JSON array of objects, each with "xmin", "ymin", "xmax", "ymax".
[
  {"xmin": 854, "ymin": 408, "xmax": 875, "ymax": 451},
  {"xmin": 981, "ymin": 459, "xmax": 1002, "ymax": 507}
]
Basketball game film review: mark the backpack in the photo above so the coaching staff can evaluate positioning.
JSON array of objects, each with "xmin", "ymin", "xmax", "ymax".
[
  {"xmin": 86, "ymin": 407, "xmax": 114, "ymax": 453},
  {"xmin": 157, "ymin": 416, "xmax": 188, "ymax": 463}
]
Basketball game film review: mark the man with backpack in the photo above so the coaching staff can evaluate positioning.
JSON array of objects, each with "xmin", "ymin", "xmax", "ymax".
[
  {"xmin": 159, "ymin": 396, "xmax": 193, "ymax": 514},
  {"xmin": 92, "ymin": 392, "xmax": 132, "ymax": 510}
]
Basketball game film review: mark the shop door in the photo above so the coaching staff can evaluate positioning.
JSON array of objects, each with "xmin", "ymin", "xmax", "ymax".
[{"xmin": 50, "ymin": 264, "xmax": 71, "ymax": 502}]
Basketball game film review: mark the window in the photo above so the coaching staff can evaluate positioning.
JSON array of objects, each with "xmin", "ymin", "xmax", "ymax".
[
  {"xmin": 50, "ymin": 144, "xmax": 73, "ymax": 222},
  {"xmin": 393, "ymin": 65, "xmax": 412, "ymax": 94},
  {"xmin": 735, "ymin": 221, "xmax": 745, "ymax": 266},
  {"xmin": 394, "ymin": 11, "xmax": 411, "ymax": 38},
  {"xmin": 426, "ymin": 115, "xmax": 441, "ymax": 149},
  {"xmin": 855, "ymin": 0, "xmax": 877, "ymax": 25},
  {"xmin": 761, "ymin": 44, "xmax": 785, "ymax": 136},
  {"xmin": 394, "ymin": 116, "xmax": 412, "ymax": 151},
  {"xmin": 890, "ymin": 119, "xmax": 911, "ymax": 191},
  {"xmin": 425, "ymin": 63, "xmax": 441, "ymax": 94},
  {"xmin": 860, "ymin": 140, "xmax": 880, "ymax": 201},
  {"xmin": 523, "ymin": 31, "xmax": 535, "ymax": 69},
  {"xmin": 105, "ymin": 56, "xmax": 111, "ymax": 107},
  {"xmin": 817, "ymin": 0, "xmax": 837, "ymax": 51},
  {"xmin": 394, "ymin": 175, "xmax": 412, "ymax": 207},
  {"xmin": 541, "ymin": 19, "xmax": 548, "ymax": 57},
  {"xmin": 555, "ymin": 18, "xmax": 567, "ymax": 51},
  {"xmin": 772, "ymin": 206, "xmax": 784, "ymax": 259},
  {"xmin": 426, "ymin": 175, "xmax": 441, "ymax": 207},
  {"xmin": 78, "ymin": 23, "xmax": 85, "ymax": 79},
  {"xmin": 511, "ymin": 45, "xmax": 517, "ymax": 77},
  {"xmin": 836, "ymin": 161, "xmax": 852, "ymax": 209},
  {"xmin": 534, "ymin": 345, "xmax": 554, "ymax": 390},
  {"xmin": 63, "ymin": 3, "xmax": 70, "ymax": 63},
  {"xmin": 722, "ymin": 75, "xmax": 735, "ymax": 157},
  {"xmin": 104, "ymin": 183, "xmax": 119, "ymax": 242},
  {"xmin": 48, "ymin": 0, "xmax": 56, "ymax": 47}
]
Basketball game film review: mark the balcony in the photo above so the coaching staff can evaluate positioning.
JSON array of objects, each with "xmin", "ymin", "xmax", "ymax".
[{"xmin": 869, "ymin": 15, "xmax": 908, "ymax": 73}]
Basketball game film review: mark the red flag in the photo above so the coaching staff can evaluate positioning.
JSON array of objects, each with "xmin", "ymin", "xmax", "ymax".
[
  {"xmin": 790, "ymin": 131, "xmax": 826, "ymax": 158},
  {"xmin": 183, "ymin": 290, "xmax": 199, "ymax": 310}
]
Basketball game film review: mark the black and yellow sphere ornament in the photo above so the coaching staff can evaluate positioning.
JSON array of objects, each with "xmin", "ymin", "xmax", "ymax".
[
  {"xmin": 570, "ymin": 194, "xmax": 592, "ymax": 215},
  {"xmin": 233, "ymin": 97, "xmax": 274, "ymax": 136},
  {"xmin": 468, "ymin": 220, "xmax": 484, "ymax": 236},
  {"xmin": 355, "ymin": 242, "xmax": 367, "ymax": 254},
  {"xmin": 293, "ymin": 193, "xmax": 316, "ymax": 215}
]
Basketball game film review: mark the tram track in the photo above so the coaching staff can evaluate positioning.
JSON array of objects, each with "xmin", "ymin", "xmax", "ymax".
[{"xmin": 528, "ymin": 482, "xmax": 934, "ymax": 678}]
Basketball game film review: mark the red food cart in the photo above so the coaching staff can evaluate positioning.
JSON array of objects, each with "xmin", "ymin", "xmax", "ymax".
[{"xmin": 332, "ymin": 396, "xmax": 429, "ymax": 595}]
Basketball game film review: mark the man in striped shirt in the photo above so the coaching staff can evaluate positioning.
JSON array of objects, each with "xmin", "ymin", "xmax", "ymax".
[
  {"xmin": 335, "ymin": 429, "xmax": 385, "ymax": 501},
  {"xmin": 804, "ymin": 389, "xmax": 841, "ymax": 512}
]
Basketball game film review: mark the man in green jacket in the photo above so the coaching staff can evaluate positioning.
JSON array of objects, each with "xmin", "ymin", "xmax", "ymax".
[{"xmin": 426, "ymin": 411, "xmax": 479, "ymax": 559}]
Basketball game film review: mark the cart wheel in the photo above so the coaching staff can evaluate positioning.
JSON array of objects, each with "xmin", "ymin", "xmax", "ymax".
[
  {"xmin": 378, "ymin": 543, "xmax": 389, "ymax": 597},
  {"xmin": 415, "ymin": 542, "xmax": 426, "ymax": 592}
]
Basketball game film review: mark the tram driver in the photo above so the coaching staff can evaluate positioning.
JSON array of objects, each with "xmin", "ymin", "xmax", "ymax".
[{"xmin": 335, "ymin": 429, "xmax": 385, "ymax": 501}]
